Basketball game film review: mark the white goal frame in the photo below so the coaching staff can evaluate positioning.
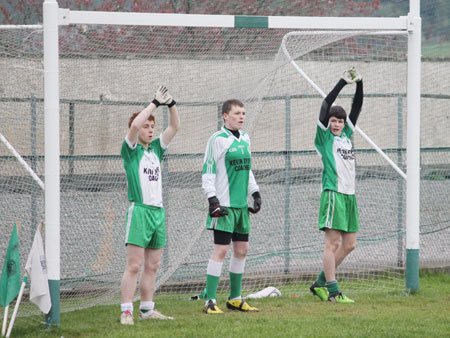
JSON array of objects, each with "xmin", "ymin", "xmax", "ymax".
[{"xmin": 42, "ymin": 0, "xmax": 421, "ymax": 325}]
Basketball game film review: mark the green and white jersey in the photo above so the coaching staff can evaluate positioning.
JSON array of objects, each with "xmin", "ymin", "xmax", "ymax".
[
  {"xmin": 121, "ymin": 135, "xmax": 167, "ymax": 207},
  {"xmin": 202, "ymin": 127, "xmax": 259, "ymax": 208},
  {"xmin": 315, "ymin": 120, "xmax": 355, "ymax": 195}
]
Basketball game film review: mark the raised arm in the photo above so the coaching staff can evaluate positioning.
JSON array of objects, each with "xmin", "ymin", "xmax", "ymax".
[
  {"xmin": 127, "ymin": 85, "xmax": 172, "ymax": 144},
  {"xmin": 348, "ymin": 79, "xmax": 363, "ymax": 126},
  {"xmin": 127, "ymin": 102, "xmax": 158, "ymax": 144},
  {"xmin": 161, "ymin": 102, "xmax": 180, "ymax": 146},
  {"xmin": 318, "ymin": 78, "xmax": 347, "ymax": 128}
]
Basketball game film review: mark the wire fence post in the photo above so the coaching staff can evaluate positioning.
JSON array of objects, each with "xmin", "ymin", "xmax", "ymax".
[
  {"xmin": 217, "ymin": 103, "xmax": 222, "ymax": 131},
  {"xmin": 69, "ymin": 102, "xmax": 75, "ymax": 177},
  {"xmin": 30, "ymin": 94, "xmax": 38, "ymax": 241},
  {"xmin": 397, "ymin": 94, "xmax": 404, "ymax": 267},
  {"xmin": 284, "ymin": 94, "xmax": 291, "ymax": 274},
  {"xmin": 162, "ymin": 105, "xmax": 170, "ymax": 272}
]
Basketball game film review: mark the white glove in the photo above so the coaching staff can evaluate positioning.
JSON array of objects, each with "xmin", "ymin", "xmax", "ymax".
[
  {"xmin": 342, "ymin": 67, "xmax": 362, "ymax": 84},
  {"xmin": 153, "ymin": 85, "xmax": 175, "ymax": 106}
]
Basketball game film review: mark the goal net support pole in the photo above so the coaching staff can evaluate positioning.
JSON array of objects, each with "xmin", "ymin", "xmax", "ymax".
[
  {"xmin": 405, "ymin": 1, "xmax": 421, "ymax": 292},
  {"xmin": 44, "ymin": 0, "xmax": 61, "ymax": 327}
]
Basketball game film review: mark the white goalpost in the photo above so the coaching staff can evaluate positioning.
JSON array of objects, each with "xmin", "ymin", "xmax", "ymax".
[
  {"xmin": 0, "ymin": 0, "xmax": 424, "ymax": 326},
  {"xmin": 42, "ymin": 0, "xmax": 420, "ymax": 324}
]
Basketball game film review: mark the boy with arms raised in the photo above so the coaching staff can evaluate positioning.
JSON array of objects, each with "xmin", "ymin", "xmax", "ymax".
[
  {"xmin": 120, "ymin": 86, "xmax": 180, "ymax": 324},
  {"xmin": 310, "ymin": 68, "xmax": 363, "ymax": 303}
]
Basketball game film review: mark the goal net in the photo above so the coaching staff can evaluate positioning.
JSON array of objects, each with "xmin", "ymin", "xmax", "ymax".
[{"xmin": 0, "ymin": 16, "xmax": 448, "ymax": 319}]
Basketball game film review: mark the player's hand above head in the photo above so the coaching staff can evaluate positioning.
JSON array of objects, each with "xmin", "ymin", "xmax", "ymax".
[
  {"xmin": 342, "ymin": 67, "xmax": 362, "ymax": 84},
  {"xmin": 248, "ymin": 191, "xmax": 261, "ymax": 214},
  {"xmin": 208, "ymin": 196, "xmax": 229, "ymax": 218},
  {"xmin": 153, "ymin": 85, "xmax": 176, "ymax": 108},
  {"xmin": 152, "ymin": 85, "xmax": 168, "ymax": 106}
]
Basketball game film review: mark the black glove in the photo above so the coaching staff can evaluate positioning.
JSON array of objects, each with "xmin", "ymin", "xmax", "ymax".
[
  {"xmin": 208, "ymin": 196, "xmax": 229, "ymax": 218},
  {"xmin": 248, "ymin": 191, "xmax": 261, "ymax": 214}
]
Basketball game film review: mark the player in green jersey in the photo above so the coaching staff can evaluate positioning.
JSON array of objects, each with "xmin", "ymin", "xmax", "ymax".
[
  {"xmin": 201, "ymin": 99, "xmax": 262, "ymax": 314},
  {"xmin": 119, "ymin": 86, "xmax": 180, "ymax": 324},
  {"xmin": 310, "ymin": 68, "xmax": 363, "ymax": 304}
]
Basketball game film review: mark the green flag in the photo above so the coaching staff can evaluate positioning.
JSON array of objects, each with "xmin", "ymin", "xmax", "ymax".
[{"xmin": 0, "ymin": 224, "xmax": 21, "ymax": 307}]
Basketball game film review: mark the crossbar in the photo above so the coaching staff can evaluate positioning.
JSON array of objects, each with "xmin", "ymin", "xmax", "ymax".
[{"xmin": 59, "ymin": 9, "xmax": 408, "ymax": 31}]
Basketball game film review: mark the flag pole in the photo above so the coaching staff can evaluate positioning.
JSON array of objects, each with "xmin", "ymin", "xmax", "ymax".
[
  {"xmin": 0, "ymin": 224, "xmax": 21, "ymax": 337},
  {"xmin": 5, "ymin": 222, "xmax": 45, "ymax": 337},
  {"xmin": 2, "ymin": 305, "xmax": 8, "ymax": 336},
  {"xmin": 5, "ymin": 276, "xmax": 27, "ymax": 338}
]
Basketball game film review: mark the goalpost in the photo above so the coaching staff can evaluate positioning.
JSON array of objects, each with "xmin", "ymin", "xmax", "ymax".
[
  {"xmin": 42, "ymin": 0, "xmax": 420, "ymax": 325},
  {"xmin": 0, "ymin": 0, "xmax": 422, "ymax": 326}
]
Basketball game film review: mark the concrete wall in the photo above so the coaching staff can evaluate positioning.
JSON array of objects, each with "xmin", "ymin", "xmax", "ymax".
[{"xmin": 0, "ymin": 58, "xmax": 448, "ymax": 167}]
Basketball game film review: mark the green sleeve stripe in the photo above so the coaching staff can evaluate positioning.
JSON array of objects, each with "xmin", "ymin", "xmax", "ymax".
[{"xmin": 234, "ymin": 16, "xmax": 268, "ymax": 28}]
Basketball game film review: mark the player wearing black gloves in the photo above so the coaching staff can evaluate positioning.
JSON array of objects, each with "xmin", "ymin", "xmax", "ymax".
[{"xmin": 201, "ymin": 99, "xmax": 261, "ymax": 314}]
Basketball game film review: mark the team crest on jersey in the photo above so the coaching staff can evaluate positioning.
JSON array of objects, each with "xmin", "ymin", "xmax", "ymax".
[{"xmin": 229, "ymin": 147, "xmax": 237, "ymax": 152}]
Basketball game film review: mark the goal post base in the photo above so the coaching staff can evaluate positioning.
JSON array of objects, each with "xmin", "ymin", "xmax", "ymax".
[
  {"xmin": 405, "ymin": 249, "xmax": 419, "ymax": 292},
  {"xmin": 45, "ymin": 280, "xmax": 60, "ymax": 327}
]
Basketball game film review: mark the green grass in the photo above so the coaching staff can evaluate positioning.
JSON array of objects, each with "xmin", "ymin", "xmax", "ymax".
[
  {"xmin": 422, "ymin": 41, "xmax": 450, "ymax": 58},
  {"xmin": 10, "ymin": 272, "xmax": 450, "ymax": 338}
]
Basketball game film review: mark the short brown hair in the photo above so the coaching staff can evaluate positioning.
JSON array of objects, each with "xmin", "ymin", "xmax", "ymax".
[
  {"xmin": 222, "ymin": 99, "xmax": 244, "ymax": 115},
  {"xmin": 329, "ymin": 106, "xmax": 347, "ymax": 122},
  {"xmin": 128, "ymin": 112, "xmax": 155, "ymax": 128}
]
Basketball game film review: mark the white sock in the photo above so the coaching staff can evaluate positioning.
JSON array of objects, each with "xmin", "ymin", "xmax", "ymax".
[
  {"xmin": 207, "ymin": 260, "xmax": 223, "ymax": 277},
  {"xmin": 140, "ymin": 301, "xmax": 155, "ymax": 312},
  {"xmin": 204, "ymin": 298, "xmax": 216, "ymax": 306},
  {"xmin": 230, "ymin": 296, "xmax": 242, "ymax": 301},
  {"xmin": 121, "ymin": 302, "xmax": 133, "ymax": 313},
  {"xmin": 229, "ymin": 256, "xmax": 246, "ymax": 274}
]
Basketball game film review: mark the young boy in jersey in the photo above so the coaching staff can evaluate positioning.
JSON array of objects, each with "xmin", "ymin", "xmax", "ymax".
[
  {"xmin": 201, "ymin": 99, "xmax": 262, "ymax": 314},
  {"xmin": 119, "ymin": 85, "xmax": 180, "ymax": 324},
  {"xmin": 310, "ymin": 68, "xmax": 363, "ymax": 303}
]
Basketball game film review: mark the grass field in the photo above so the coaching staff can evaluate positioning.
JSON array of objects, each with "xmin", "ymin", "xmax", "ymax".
[
  {"xmin": 9, "ymin": 271, "xmax": 450, "ymax": 338},
  {"xmin": 422, "ymin": 42, "xmax": 450, "ymax": 58}
]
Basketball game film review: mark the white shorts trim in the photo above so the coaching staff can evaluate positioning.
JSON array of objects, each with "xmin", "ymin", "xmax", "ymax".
[{"xmin": 125, "ymin": 202, "xmax": 135, "ymax": 243}]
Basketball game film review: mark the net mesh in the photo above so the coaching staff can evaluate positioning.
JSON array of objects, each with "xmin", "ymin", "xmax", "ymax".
[{"xmin": 0, "ymin": 20, "xmax": 449, "ymax": 321}]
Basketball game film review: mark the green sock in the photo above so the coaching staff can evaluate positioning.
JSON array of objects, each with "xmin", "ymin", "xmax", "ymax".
[
  {"xmin": 326, "ymin": 280, "xmax": 339, "ymax": 296},
  {"xmin": 229, "ymin": 272, "xmax": 243, "ymax": 299},
  {"xmin": 316, "ymin": 271, "xmax": 327, "ymax": 287},
  {"xmin": 199, "ymin": 288, "xmax": 207, "ymax": 299},
  {"xmin": 206, "ymin": 274, "xmax": 220, "ymax": 300}
]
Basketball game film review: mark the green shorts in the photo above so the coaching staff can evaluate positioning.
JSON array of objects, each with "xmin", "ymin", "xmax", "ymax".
[
  {"xmin": 125, "ymin": 202, "xmax": 166, "ymax": 249},
  {"xmin": 206, "ymin": 207, "xmax": 251, "ymax": 235},
  {"xmin": 319, "ymin": 190, "xmax": 359, "ymax": 233}
]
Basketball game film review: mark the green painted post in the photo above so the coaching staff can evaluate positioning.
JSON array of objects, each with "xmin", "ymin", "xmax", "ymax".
[
  {"xmin": 46, "ymin": 280, "xmax": 60, "ymax": 326},
  {"xmin": 234, "ymin": 16, "xmax": 268, "ymax": 28},
  {"xmin": 397, "ymin": 95, "xmax": 404, "ymax": 267},
  {"xmin": 217, "ymin": 104, "xmax": 222, "ymax": 131},
  {"xmin": 69, "ymin": 102, "xmax": 75, "ymax": 177},
  {"xmin": 284, "ymin": 95, "xmax": 291, "ymax": 274},
  {"xmin": 406, "ymin": 249, "xmax": 419, "ymax": 291},
  {"xmin": 30, "ymin": 94, "xmax": 38, "ymax": 240},
  {"xmin": 162, "ymin": 106, "xmax": 169, "ymax": 272}
]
